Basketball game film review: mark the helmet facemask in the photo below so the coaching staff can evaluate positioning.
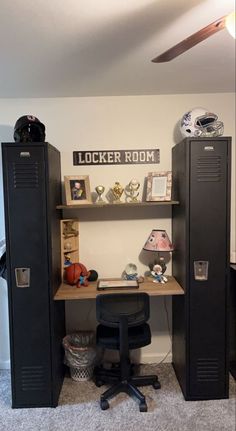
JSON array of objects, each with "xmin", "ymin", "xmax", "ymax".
[
  {"xmin": 18, "ymin": 124, "xmax": 45, "ymax": 143},
  {"xmin": 195, "ymin": 114, "xmax": 224, "ymax": 137}
]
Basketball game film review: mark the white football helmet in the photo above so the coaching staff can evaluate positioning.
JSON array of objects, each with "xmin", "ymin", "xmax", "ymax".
[{"xmin": 180, "ymin": 107, "xmax": 224, "ymax": 138}]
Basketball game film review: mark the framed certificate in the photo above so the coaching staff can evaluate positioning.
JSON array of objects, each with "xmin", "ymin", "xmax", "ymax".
[{"xmin": 146, "ymin": 171, "xmax": 172, "ymax": 201}]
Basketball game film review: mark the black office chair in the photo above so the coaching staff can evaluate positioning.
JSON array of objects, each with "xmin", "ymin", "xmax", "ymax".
[{"xmin": 94, "ymin": 293, "xmax": 161, "ymax": 412}]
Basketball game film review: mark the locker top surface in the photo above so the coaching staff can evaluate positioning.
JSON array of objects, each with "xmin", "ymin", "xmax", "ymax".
[
  {"xmin": 173, "ymin": 136, "xmax": 232, "ymax": 149},
  {"xmin": 1, "ymin": 141, "xmax": 60, "ymax": 154}
]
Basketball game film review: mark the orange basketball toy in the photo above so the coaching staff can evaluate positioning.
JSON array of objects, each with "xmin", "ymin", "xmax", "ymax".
[{"xmin": 65, "ymin": 263, "xmax": 90, "ymax": 288}]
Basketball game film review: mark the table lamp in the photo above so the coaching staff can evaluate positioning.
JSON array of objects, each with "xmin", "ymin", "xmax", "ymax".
[{"xmin": 143, "ymin": 229, "xmax": 174, "ymax": 283}]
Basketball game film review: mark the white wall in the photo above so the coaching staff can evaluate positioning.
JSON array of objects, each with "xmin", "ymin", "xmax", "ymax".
[
  {"xmin": 0, "ymin": 277, "xmax": 10, "ymax": 369},
  {"xmin": 0, "ymin": 93, "xmax": 235, "ymax": 364}
]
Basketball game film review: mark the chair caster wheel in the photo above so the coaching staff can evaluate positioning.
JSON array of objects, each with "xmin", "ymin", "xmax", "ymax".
[
  {"xmin": 139, "ymin": 402, "xmax": 147, "ymax": 412},
  {"xmin": 95, "ymin": 379, "xmax": 104, "ymax": 387},
  {"xmin": 153, "ymin": 380, "xmax": 161, "ymax": 390},
  {"xmin": 101, "ymin": 399, "xmax": 109, "ymax": 410}
]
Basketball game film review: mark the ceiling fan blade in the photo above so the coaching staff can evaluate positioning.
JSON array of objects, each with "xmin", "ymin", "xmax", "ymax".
[{"xmin": 152, "ymin": 15, "xmax": 227, "ymax": 63}]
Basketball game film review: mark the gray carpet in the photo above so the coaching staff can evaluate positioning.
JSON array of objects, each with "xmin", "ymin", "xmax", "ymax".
[{"xmin": 0, "ymin": 364, "xmax": 235, "ymax": 431}]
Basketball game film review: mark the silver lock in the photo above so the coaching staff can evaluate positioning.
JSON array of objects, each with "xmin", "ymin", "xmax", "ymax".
[
  {"xmin": 194, "ymin": 261, "xmax": 209, "ymax": 281},
  {"xmin": 15, "ymin": 268, "xmax": 30, "ymax": 288}
]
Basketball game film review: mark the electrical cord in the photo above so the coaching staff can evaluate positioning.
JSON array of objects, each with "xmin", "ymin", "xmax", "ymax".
[{"xmin": 156, "ymin": 296, "xmax": 172, "ymax": 365}]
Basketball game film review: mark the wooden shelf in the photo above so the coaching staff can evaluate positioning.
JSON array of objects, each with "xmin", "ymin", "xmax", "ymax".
[
  {"xmin": 60, "ymin": 219, "xmax": 79, "ymax": 281},
  {"xmin": 54, "ymin": 276, "xmax": 184, "ymax": 301},
  {"xmin": 57, "ymin": 201, "xmax": 179, "ymax": 209}
]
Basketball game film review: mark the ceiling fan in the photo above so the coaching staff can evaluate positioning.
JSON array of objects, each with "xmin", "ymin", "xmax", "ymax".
[{"xmin": 152, "ymin": 12, "xmax": 235, "ymax": 63}]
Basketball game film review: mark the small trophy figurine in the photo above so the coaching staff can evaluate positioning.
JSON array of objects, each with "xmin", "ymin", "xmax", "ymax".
[
  {"xmin": 125, "ymin": 178, "xmax": 140, "ymax": 202},
  {"xmin": 112, "ymin": 182, "xmax": 124, "ymax": 203},
  {"xmin": 95, "ymin": 185, "xmax": 105, "ymax": 203}
]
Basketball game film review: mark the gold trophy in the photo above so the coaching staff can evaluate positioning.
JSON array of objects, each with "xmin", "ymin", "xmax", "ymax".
[
  {"xmin": 112, "ymin": 182, "xmax": 124, "ymax": 203},
  {"xmin": 95, "ymin": 185, "xmax": 105, "ymax": 203}
]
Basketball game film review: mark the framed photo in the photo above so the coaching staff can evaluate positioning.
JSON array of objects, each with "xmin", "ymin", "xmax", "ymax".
[
  {"xmin": 146, "ymin": 171, "xmax": 172, "ymax": 202},
  {"xmin": 64, "ymin": 175, "xmax": 92, "ymax": 205},
  {"xmin": 97, "ymin": 278, "xmax": 139, "ymax": 290}
]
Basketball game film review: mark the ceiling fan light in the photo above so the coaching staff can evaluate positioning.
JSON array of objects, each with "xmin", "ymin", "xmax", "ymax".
[{"xmin": 225, "ymin": 11, "xmax": 236, "ymax": 38}]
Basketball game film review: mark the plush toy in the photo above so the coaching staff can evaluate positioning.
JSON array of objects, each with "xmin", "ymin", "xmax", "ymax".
[
  {"xmin": 151, "ymin": 264, "xmax": 168, "ymax": 284},
  {"xmin": 65, "ymin": 263, "xmax": 91, "ymax": 288}
]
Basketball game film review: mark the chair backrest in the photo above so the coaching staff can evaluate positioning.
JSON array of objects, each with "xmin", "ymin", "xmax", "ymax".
[{"xmin": 96, "ymin": 293, "xmax": 150, "ymax": 328}]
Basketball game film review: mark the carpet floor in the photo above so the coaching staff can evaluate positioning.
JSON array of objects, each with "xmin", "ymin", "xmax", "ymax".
[{"xmin": 0, "ymin": 364, "xmax": 235, "ymax": 431}]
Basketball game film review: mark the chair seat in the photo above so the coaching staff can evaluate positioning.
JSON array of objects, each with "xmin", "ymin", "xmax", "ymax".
[{"xmin": 97, "ymin": 323, "xmax": 151, "ymax": 350}]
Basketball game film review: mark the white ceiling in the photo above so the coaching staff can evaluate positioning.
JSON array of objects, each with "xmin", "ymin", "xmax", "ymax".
[{"xmin": 0, "ymin": 0, "xmax": 235, "ymax": 98}]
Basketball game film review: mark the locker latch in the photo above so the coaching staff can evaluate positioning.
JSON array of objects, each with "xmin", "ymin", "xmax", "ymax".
[
  {"xmin": 194, "ymin": 261, "xmax": 209, "ymax": 281},
  {"xmin": 15, "ymin": 268, "xmax": 30, "ymax": 288}
]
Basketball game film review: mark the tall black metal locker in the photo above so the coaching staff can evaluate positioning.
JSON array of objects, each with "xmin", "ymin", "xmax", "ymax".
[
  {"xmin": 2, "ymin": 142, "xmax": 65, "ymax": 408},
  {"xmin": 172, "ymin": 137, "xmax": 231, "ymax": 400}
]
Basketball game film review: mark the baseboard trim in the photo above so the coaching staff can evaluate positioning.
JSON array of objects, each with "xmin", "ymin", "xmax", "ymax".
[
  {"xmin": 103, "ymin": 350, "xmax": 172, "ymax": 364},
  {"xmin": 138, "ymin": 352, "xmax": 172, "ymax": 364}
]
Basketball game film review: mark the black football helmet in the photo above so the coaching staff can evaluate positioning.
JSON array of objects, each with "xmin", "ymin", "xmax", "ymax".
[{"xmin": 14, "ymin": 115, "xmax": 46, "ymax": 142}]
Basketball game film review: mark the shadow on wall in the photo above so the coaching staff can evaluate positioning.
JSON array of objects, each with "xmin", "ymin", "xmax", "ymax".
[
  {"xmin": 0, "ymin": 125, "xmax": 14, "ymax": 239},
  {"xmin": 173, "ymin": 120, "xmax": 183, "ymax": 145}
]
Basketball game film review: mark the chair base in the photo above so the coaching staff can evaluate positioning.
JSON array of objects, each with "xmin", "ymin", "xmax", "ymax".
[
  {"xmin": 94, "ymin": 363, "xmax": 137, "ymax": 386},
  {"xmin": 95, "ymin": 364, "xmax": 161, "ymax": 412}
]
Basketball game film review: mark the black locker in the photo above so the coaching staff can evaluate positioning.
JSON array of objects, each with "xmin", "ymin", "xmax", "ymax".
[
  {"xmin": 172, "ymin": 137, "xmax": 231, "ymax": 400},
  {"xmin": 229, "ymin": 265, "xmax": 236, "ymax": 379},
  {"xmin": 2, "ymin": 142, "xmax": 65, "ymax": 408}
]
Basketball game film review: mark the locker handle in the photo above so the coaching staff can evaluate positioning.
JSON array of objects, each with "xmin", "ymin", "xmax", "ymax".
[
  {"xmin": 194, "ymin": 261, "xmax": 209, "ymax": 281},
  {"xmin": 15, "ymin": 268, "xmax": 30, "ymax": 288}
]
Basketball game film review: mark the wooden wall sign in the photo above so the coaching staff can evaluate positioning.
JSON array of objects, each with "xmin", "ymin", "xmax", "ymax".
[{"xmin": 73, "ymin": 149, "xmax": 160, "ymax": 166}]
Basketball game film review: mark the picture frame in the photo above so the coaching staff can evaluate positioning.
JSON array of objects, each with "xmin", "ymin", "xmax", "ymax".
[
  {"xmin": 97, "ymin": 278, "xmax": 139, "ymax": 290},
  {"xmin": 146, "ymin": 171, "xmax": 172, "ymax": 202},
  {"xmin": 64, "ymin": 175, "xmax": 92, "ymax": 205}
]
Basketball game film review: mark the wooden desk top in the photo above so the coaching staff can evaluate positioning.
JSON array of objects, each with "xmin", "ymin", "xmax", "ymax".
[{"xmin": 54, "ymin": 276, "xmax": 184, "ymax": 301}]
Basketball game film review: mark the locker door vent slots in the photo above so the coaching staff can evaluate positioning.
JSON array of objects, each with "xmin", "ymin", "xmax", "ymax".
[
  {"xmin": 13, "ymin": 162, "xmax": 39, "ymax": 188},
  {"xmin": 20, "ymin": 366, "xmax": 46, "ymax": 392},
  {"xmin": 196, "ymin": 156, "xmax": 221, "ymax": 182},
  {"xmin": 196, "ymin": 358, "xmax": 219, "ymax": 382}
]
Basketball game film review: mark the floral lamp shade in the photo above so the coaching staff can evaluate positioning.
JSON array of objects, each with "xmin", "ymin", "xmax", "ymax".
[{"xmin": 143, "ymin": 229, "xmax": 174, "ymax": 252}]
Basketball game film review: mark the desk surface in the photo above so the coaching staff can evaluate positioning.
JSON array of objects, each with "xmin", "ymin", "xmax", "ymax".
[{"xmin": 54, "ymin": 276, "xmax": 184, "ymax": 300}]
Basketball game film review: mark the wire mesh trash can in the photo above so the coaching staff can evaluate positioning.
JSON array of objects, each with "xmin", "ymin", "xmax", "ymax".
[{"xmin": 62, "ymin": 331, "xmax": 97, "ymax": 381}]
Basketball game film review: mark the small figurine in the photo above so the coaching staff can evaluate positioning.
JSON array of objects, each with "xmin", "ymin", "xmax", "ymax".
[
  {"xmin": 158, "ymin": 257, "xmax": 167, "ymax": 275},
  {"xmin": 125, "ymin": 178, "xmax": 140, "ymax": 202},
  {"xmin": 151, "ymin": 264, "xmax": 168, "ymax": 284},
  {"xmin": 64, "ymin": 241, "xmax": 72, "ymax": 251},
  {"xmin": 63, "ymin": 220, "xmax": 78, "ymax": 237},
  {"xmin": 112, "ymin": 182, "xmax": 124, "ymax": 203},
  {"xmin": 64, "ymin": 254, "xmax": 72, "ymax": 266},
  {"xmin": 65, "ymin": 262, "xmax": 91, "ymax": 288}
]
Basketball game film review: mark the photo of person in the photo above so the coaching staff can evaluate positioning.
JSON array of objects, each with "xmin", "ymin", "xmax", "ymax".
[
  {"xmin": 64, "ymin": 175, "xmax": 92, "ymax": 205},
  {"xmin": 70, "ymin": 180, "xmax": 86, "ymax": 200}
]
